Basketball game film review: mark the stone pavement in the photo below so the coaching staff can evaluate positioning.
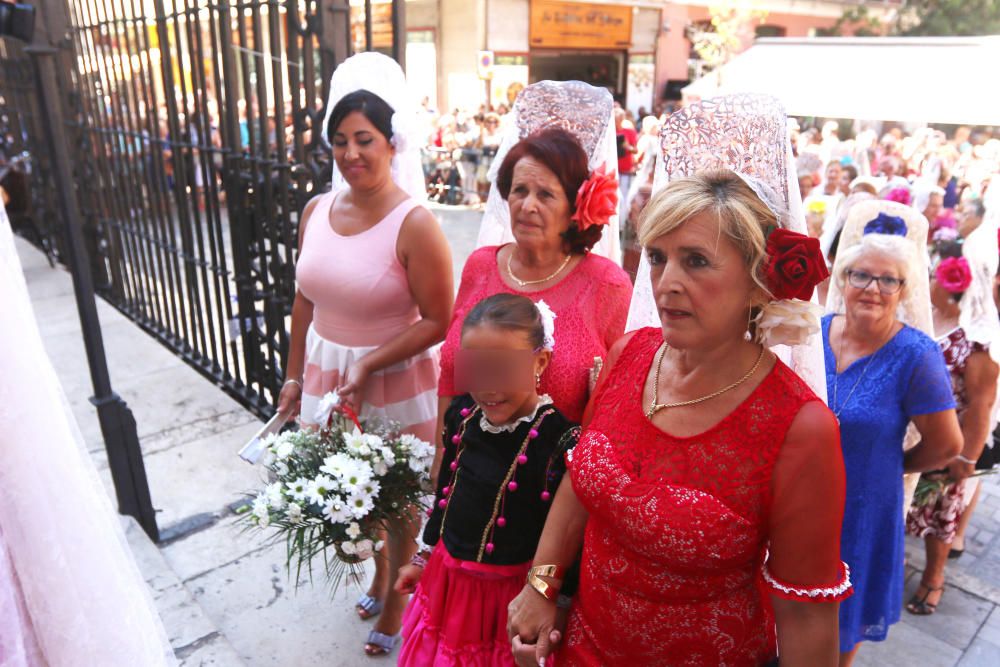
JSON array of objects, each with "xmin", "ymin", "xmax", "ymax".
[{"xmin": 14, "ymin": 202, "xmax": 1000, "ymax": 666}]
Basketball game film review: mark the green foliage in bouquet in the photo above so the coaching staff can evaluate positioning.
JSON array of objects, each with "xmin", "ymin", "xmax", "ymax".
[
  {"xmin": 911, "ymin": 469, "xmax": 997, "ymax": 509},
  {"xmin": 241, "ymin": 392, "xmax": 434, "ymax": 593}
]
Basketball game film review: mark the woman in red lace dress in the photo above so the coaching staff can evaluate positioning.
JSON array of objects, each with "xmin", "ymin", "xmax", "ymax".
[{"xmin": 508, "ymin": 171, "xmax": 852, "ymax": 666}]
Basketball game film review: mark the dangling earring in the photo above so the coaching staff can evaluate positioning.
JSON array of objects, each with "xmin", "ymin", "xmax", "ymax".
[
  {"xmin": 535, "ymin": 373, "xmax": 541, "ymax": 389},
  {"xmin": 745, "ymin": 303, "xmax": 756, "ymax": 342}
]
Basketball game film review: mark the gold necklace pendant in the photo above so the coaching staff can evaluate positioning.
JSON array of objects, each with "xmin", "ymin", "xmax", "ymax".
[
  {"xmin": 646, "ymin": 342, "xmax": 766, "ymax": 418},
  {"xmin": 506, "ymin": 250, "xmax": 572, "ymax": 287}
]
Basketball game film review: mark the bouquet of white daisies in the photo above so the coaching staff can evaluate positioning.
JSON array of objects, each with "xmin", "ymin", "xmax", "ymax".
[{"xmin": 243, "ymin": 391, "xmax": 434, "ymax": 590}]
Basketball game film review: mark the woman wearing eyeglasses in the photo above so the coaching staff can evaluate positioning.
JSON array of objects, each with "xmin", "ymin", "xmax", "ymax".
[{"xmin": 822, "ymin": 205, "xmax": 962, "ymax": 665}]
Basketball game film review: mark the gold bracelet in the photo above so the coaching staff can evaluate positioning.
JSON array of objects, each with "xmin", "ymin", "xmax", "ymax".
[
  {"xmin": 527, "ymin": 572, "xmax": 561, "ymax": 601},
  {"xmin": 528, "ymin": 564, "xmax": 566, "ymax": 581}
]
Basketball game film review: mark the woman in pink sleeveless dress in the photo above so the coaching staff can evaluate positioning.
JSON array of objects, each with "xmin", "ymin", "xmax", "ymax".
[{"xmin": 277, "ymin": 84, "xmax": 453, "ymax": 656}]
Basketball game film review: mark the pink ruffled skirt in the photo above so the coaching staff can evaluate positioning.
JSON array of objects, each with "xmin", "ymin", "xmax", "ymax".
[{"xmin": 399, "ymin": 543, "xmax": 529, "ymax": 667}]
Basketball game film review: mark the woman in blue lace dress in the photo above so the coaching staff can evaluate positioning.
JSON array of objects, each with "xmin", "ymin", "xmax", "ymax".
[{"xmin": 823, "ymin": 211, "xmax": 962, "ymax": 666}]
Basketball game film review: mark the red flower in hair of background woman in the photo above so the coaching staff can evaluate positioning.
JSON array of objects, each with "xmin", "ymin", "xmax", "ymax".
[
  {"xmin": 764, "ymin": 229, "xmax": 830, "ymax": 301},
  {"xmin": 935, "ymin": 256, "xmax": 972, "ymax": 294},
  {"xmin": 885, "ymin": 188, "xmax": 912, "ymax": 206},
  {"xmin": 571, "ymin": 166, "xmax": 618, "ymax": 231}
]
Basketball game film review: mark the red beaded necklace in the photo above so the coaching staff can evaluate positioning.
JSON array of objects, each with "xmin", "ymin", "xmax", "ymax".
[{"xmin": 436, "ymin": 403, "xmax": 556, "ymax": 562}]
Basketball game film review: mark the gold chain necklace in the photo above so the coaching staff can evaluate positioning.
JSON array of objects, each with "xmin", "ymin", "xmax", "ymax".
[
  {"xmin": 506, "ymin": 251, "xmax": 572, "ymax": 287},
  {"xmin": 646, "ymin": 343, "xmax": 766, "ymax": 418}
]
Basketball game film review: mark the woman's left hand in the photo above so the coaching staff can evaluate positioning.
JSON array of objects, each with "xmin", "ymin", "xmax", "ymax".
[
  {"xmin": 947, "ymin": 457, "xmax": 975, "ymax": 483},
  {"xmin": 337, "ymin": 359, "xmax": 371, "ymax": 408}
]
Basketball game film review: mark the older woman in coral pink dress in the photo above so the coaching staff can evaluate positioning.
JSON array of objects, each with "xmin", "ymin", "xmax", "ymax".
[{"xmin": 436, "ymin": 127, "xmax": 632, "ymax": 433}]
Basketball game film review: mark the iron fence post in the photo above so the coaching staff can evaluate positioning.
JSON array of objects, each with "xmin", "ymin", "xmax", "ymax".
[{"xmin": 24, "ymin": 41, "xmax": 159, "ymax": 542}]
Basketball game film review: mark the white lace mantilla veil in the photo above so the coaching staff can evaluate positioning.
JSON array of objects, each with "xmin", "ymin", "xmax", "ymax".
[
  {"xmin": 625, "ymin": 93, "xmax": 827, "ymax": 402},
  {"xmin": 824, "ymin": 199, "xmax": 931, "ymax": 515},
  {"xmin": 0, "ymin": 204, "xmax": 176, "ymax": 665},
  {"xmin": 321, "ymin": 52, "xmax": 428, "ymax": 201},
  {"xmin": 962, "ymin": 187, "xmax": 1000, "ymax": 366},
  {"xmin": 476, "ymin": 80, "xmax": 622, "ymax": 264}
]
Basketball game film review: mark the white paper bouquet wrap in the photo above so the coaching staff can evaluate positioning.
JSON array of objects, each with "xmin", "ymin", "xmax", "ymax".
[{"xmin": 242, "ymin": 391, "xmax": 434, "ymax": 590}]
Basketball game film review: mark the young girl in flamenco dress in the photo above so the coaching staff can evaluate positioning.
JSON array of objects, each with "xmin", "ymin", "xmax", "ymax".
[{"xmin": 395, "ymin": 294, "xmax": 579, "ymax": 666}]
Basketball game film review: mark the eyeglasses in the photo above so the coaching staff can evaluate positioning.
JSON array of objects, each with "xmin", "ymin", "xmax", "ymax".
[{"xmin": 846, "ymin": 269, "xmax": 905, "ymax": 294}]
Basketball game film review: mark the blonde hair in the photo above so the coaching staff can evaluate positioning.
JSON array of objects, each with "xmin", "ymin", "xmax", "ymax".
[
  {"xmin": 637, "ymin": 170, "xmax": 777, "ymax": 297},
  {"xmin": 834, "ymin": 233, "xmax": 914, "ymax": 299}
]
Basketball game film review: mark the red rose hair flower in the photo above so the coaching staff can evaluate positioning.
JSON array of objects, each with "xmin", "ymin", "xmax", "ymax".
[
  {"xmin": 935, "ymin": 256, "xmax": 972, "ymax": 295},
  {"xmin": 764, "ymin": 229, "xmax": 830, "ymax": 301},
  {"xmin": 571, "ymin": 166, "xmax": 618, "ymax": 231}
]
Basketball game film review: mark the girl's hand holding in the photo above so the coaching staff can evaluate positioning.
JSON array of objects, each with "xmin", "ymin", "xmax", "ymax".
[
  {"xmin": 337, "ymin": 359, "xmax": 372, "ymax": 408},
  {"xmin": 394, "ymin": 563, "xmax": 424, "ymax": 595},
  {"xmin": 507, "ymin": 585, "xmax": 560, "ymax": 667},
  {"xmin": 277, "ymin": 380, "xmax": 302, "ymax": 418}
]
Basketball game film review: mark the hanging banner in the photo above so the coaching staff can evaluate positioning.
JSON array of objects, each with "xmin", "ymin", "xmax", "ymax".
[{"xmin": 529, "ymin": 0, "xmax": 632, "ymax": 50}]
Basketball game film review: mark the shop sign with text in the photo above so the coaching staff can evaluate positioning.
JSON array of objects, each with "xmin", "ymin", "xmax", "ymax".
[{"xmin": 530, "ymin": 1, "xmax": 632, "ymax": 50}]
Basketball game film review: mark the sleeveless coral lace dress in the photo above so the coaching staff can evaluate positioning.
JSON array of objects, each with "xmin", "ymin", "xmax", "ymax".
[{"xmin": 557, "ymin": 328, "xmax": 853, "ymax": 666}]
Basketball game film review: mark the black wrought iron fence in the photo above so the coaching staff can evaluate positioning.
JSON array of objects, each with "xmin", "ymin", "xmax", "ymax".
[{"xmin": 1, "ymin": 0, "xmax": 404, "ymax": 419}]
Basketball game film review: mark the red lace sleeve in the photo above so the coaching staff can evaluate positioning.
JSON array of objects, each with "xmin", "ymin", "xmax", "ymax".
[{"xmin": 765, "ymin": 401, "xmax": 852, "ymax": 603}]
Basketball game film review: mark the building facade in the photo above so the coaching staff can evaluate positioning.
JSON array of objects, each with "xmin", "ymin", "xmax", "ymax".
[{"xmin": 397, "ymin": 0, "xmax": 899, "ymax": 116}]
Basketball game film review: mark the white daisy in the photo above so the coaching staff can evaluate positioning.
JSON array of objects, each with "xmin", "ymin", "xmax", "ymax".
[
  {"xmin": 339, "ymin": 460, "xmax": 373, "ymax": 493},
  {"xmin": 274, "ymin": 439, "xmax": 295, "ymax": 461},
  {"xmin": 264, "ymin": 482, "xmax": 286, "ymax": 509},
  {"xmin": 286, "ymin": 477, "xmax": 311, "ymax": 502},
  {"xmin": 379, "ymin": 446, "xmax": 396, "ymax": 467},
  {"xmin": 361, "ymin": 480, "xmax": 381, "ymax": 500},
  {"xmin": 344, "ymin": 428, "xmax": 368, "ymax": 455},
  {"xmin": 346, "ymin": 491, "xmax": 375, "ymax": 519},
  {"xmin": 307, "ymin": 475, "xmax": 337, "ymax": 505},
  {"xmin": 251, "ymin": 494, "xmax": 270, "ymax": 528},
  {"xmin": 323, "ymin": 498, "xmax": 351, "ymax": 524},
  {"xmin": 319, "ymin": 452, "xmax": 352, "ymax": 478}
]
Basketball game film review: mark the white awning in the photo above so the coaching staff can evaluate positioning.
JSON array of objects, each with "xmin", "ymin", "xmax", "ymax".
[{"xmin": 682, "ymin": 37, "xmax": 1000, "ymax": 126}]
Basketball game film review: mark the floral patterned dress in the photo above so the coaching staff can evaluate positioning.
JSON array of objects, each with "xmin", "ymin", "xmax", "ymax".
[
  {"xmin": 906, "ymin": 327, "xmax": 988, "ymax": 542},
  {"xmin": 556, "ymin": 328, "xmax": 851, "ymax": 666}
]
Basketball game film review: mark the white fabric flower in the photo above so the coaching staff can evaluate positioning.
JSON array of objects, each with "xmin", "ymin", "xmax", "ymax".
[
  {"xmin": 346, "ymin": 490, "xmax": 375, "ymax": 519},
  {"xmin": 364, "ymin": 433, "xmax": 384, "ymax": 450},
  {"xmin": 373, "ymin": 460, "xmax": 388, "ymax": 476},
  {"xmin": 354, "ymin": 538, "xmax": 375, "ymax": 560},
  {"xmin": 286, "ymin": 502, "xmax": 303, "ymax": 523},
  {"xmin": 535, "ymin": 300, "xmax": 557, "ymax": 351},
  {"xmin": 345, "ymin": 521, "xmax": 362, "ymax": 539},
  {"xmin": 286, "ymin": 477, "xmax": 311, "ymax": 502},
  {"xmin": 313, "ymin": 391, "xmax": 341, "ymax": 425},
  {"xmin": 274, "ymin": 461, "xmax": 289, "ymax": 477},
  {"xmin": 339, "ymin": 540, "xmax": 357, "ymax": 555},
  {"xmin": 323, "ymin": 498, "xmax": 351, "ymax": 524},
  {"xmin": 755, "ymin": 299, "xmax": 824, "ymax": 347},
  {"xmin": 307, "ymin": 475, "xmax": 338, "ymax": 505}
]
